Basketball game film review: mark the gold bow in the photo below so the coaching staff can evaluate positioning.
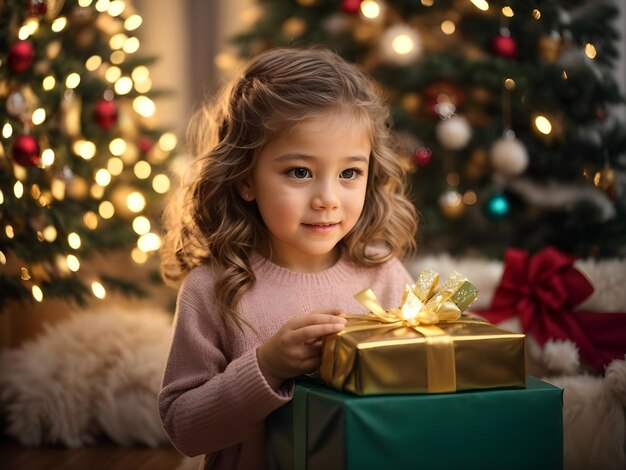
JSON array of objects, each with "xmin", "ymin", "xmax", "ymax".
[
  {"xmin": 354, "ymin": 269, "xmax": 478, "ymax": 327},
  {"xmin": 348, "ymin": 269, "xmax": 478, "ymax": 393}
]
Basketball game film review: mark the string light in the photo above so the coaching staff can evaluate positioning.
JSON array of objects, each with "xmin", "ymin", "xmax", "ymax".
[
  {"xmin": 79, "ymin": 0, "xmax": 94, "ymax": 7},
  {"xmin": 95, "ymin": 169, "xmax": 112, "ymax": 186},
  {"xmin": 127, "ymin": 192, "xmax": 146, "ymax": 212},
  {"xmin": 51, "ymin": 178, "xmax": 66, "ymax": 200},
  {"xmin": 83, "ymin": 212, "xmax": 99, "ymax": 230},
  {"xmin": 134, "ymin": 161, "xmax": 151, "ymax": 179},
  {"xmin": 73, "ymin": 139, "xmax": 96, "ymax": 160},
  {"xmin": 105, "ymin": 66, "xmax": 122, "ymax": 83},
  {"xmin": 90, "ymin": 184, "xmax": 105, "ymax": 199},
  {"xmin": 2, "ymin": 123, "xmax": 13, "ymax": 138},
  {"xmin": 0, "ymin": 250, "xmax": 6, "ymax": 264},
  {"xmin": 52, "ymin": 17, "xmax": 68, "ymax": 32},
  {"xmin": 158, "ymin": 133, "xmax": 177, "ymax": 152},
  {"xmin": 441, "ymin": 20, "xmax": 455, "ymax": 35},
  {"xmin": 14, "ymin": 181, "xmax": 24, "ymax": 198},
  {"xmin": 360, "ymin": 0, "xmax": 381, "ymax": 19},
  {"xmin": 132, "ymin": 216, "xmax": 151, "ymax": 235},
  {"xmin": 534, "ymin": 115, "xmax": 552, "ymax": 135},
  {"xmin": 123, "ymin": 37, "xmax": 140, "ymax": 54},
  {"xmin": 110, "ymin": 33, "xmax": 128, "ymax": 50},
  {"xmin": 131, "ymin": 247, "xmax": 148, "ymax": 264},
  {"xmin": 0, "ymin": 190, "xmax": 3, "ymax": 204},
  {"xmin": 67, "ymin": 254, "xmax": 80, "ymax": 272},
  {"xmin": 584, "ymin": 43, "xmax": 597, "ymax": 59},
  {"xmin": 392, "ymin": 34, "xmax": 415, "ymax": 55},
  {"xmin": 137, "ymin": 232, "xmax": 161, "ymax": 252},
  {"xmin": 470, "ymin": 0, "xmax": 489, "ymax": 12},
  {"xmin": 108, "ymin": 0, "xmax": 126, "ymax": 16},
  {"xmin": 43, "ymin": 76, "xmax": 56, "ymax": 90},
  {"xmin": 132, "ymin": 66, "xmax": 150, "ymax": 83},
  {"xmin": 124, "ymin": 14, "xmax": 143, "ymax": 31},
  {"xmin": 99, "ymin": 200, "xmax": 115, "ymax": 219},
  {"xmin": 32, "ymin": 108, "xmax": 46, "ymax": 125},
  {"xmin": 107, "ymin": 157, "xmax": 124, "ymax": 175},
  {"xmin": 5, "ymin": 225, "xmax": 14, "ymax": 239},
  {"xmin": 95, "ymin": 0, "xmax": 111, "ymax": 13},
  {"xmin": 68, "ymin": 232, "xmax": 82, "ymax": 249},
  {"xmin": 43, "ymin": 225, "xmax": 57, "ymax": 242},
  {"xmin": 532, "ymin": 9, "xmax": 541, "ymax": 20},
  {"xmin": 502, "ymin": 6, "xmax": 514, "ymax": 17},
  {"xmin": 91, "ymin": 281, "xmax": 107, "ymax": 299},
  {"xmin": 115, "ymin": 76, "xmax": 133, "ymax": 95},
  {"xmin": 41, "ymin": 149, "xmax": 55, "ymax": 166},
  {"xmin": 32, "ymin": 285, "xmax": 44, "ymax": 302},
  {"xmin": 110, "ymin": 50, "xmax": 125, "ymax": 64},
  {"xmin": 18, "ymin": 19, "xmax": 39, "ymax": 39},
  {"xmin": 152, "ymin": 174, "xmax": 170, "ymax": 194},
  {"xmin": 86, "ymin": 55, "xmax": 102, "ymax": 71},
  {"xmin": 133, "ymin": 96, "xmax": 156, "ymax": 117},
  {"xmin": 66, "ymin": 73, "xmax": 81, "ymax": 89}
]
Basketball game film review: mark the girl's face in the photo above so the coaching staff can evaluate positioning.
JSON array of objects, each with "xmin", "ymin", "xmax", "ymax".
[{"xmin": 243, "ymin": 113, "xmax": 371, "ymax": 272}]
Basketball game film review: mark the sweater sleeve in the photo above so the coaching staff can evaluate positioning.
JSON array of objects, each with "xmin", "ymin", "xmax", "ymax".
[{"xmin": 158, "ymin": 270, "xmax": 293, "ymax": 457}]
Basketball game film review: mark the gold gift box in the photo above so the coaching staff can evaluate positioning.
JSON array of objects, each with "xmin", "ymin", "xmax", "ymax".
[{"xmin": 320, "ymin": 270, "xmax": 527, "ymax": 395}]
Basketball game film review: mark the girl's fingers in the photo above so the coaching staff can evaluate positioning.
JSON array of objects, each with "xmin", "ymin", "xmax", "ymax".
[
  {"xmin": 294, "ymin": 322, "xmax": 345, "ymax": 342},
  {"xmin": 288, "ymin": 311, "xmax": 347, "ymax": 330}
]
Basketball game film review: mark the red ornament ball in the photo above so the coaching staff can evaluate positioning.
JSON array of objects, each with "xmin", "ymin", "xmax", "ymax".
[
  {"xmin": 412, "ymin": 147, "xmax": 432, "ymax": 167},
  {"xmin": 341, "ymin": 0, "xmax": 362, "ymax": 15},
  {"xmin": 8, "ymin": 40, "xmax": 35, "ymax": 73},
  {"xmin": 491, "ymin": 34, "xmax": 517, "ymax": 58},
  {"xmin": 93, "ymin": 99, "xmax": 118, "ymax": 130},
  {"xmin": 12, "ymin": 134, "xmax": 41, "ymax": 167},
  {"xmin": 138, "ymin": 136, "xmax": 154, "ymax": 153},
  {"xmin": 27, "ymin": 0, "xmax": 48, "ymax": 17}
]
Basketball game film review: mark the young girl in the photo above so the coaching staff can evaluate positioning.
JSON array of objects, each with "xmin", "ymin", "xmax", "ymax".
[{"xmin": 158, "ymin": 47, "xmax": 418, "ymax": 469}]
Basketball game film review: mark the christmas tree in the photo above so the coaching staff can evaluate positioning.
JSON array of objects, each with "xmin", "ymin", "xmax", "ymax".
[
  {"xmin": 0, "ymin": 0, "xmax": 174, "ymax": 309},
  {"xmin": 234, "ymin": 0, "xmax": 626, "ymax": 259}
]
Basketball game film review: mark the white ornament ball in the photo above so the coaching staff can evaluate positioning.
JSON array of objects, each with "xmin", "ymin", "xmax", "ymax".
[
  {"xmin": 490, "ymin": 136, "xmax": 529, "ymax": 176},
  {"xmin": 436, "ymin": 115, "xmax": 472, "ymax": 151},
  {"xmin": 380, "ymin": 24, "xmax": 422, "ymax": 65}
]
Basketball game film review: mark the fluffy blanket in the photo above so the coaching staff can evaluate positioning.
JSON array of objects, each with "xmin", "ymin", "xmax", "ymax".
[{"xmin": 0, "ymin": 307, "xmax": 172, "ymax": 448}]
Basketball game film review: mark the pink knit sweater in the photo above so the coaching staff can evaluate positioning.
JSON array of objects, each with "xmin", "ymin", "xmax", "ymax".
[{"xmin": 158, "ymin": 251, "xmax": 412, "ymax": 469}]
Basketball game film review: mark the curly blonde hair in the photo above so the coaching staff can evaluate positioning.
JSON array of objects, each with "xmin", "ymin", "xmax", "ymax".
[{"xmin": 161, "ymin": 47, "xmax": 417, "ymax": 329}]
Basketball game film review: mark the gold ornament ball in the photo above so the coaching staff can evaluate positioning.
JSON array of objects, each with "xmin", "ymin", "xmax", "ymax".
[{"xmin": 439, "ymin": 189, "xmax": 465, "ymax": 218}]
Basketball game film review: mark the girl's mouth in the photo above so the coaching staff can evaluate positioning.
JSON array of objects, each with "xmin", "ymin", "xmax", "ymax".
[{"xmin": 303, "ymin": 223, "xmax": 338, "ymax": 233}]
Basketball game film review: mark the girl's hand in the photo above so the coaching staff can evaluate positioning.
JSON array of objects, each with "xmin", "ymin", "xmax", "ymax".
[{"xmin": 257, "ymin": 310, "xmax": 347, "ymax": 390}]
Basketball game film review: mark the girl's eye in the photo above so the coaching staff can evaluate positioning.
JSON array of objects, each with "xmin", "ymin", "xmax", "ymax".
[
  {"xmin": 287, "ymin": 167, "xmax": 311, "ymax": 179},
  {"xmin": 340, "ymin": 168, "xmax": 363, "ymax": 180}
]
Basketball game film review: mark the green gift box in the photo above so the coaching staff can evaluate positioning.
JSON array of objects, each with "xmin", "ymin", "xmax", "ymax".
[{"xmin": 267, "ymin": 376, "xmax": 563, "ymax": 470}]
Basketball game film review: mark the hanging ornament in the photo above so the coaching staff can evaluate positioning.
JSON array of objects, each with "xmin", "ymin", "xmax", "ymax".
[
  {"xmin": 341, "ymin": 0, "xmax": 362, "ymax": 15},
  {"xmin": 380, "ymin": 24, "xmax": 422, "ymax": 66},
  {"xmin": 26, "ymin": 0, "xmax": 47, "ymax": 17},
  {"xmin": 12, "ymin": 134, "xmax": 41, "ymax": 167},
  {"xmin": 439, "ymin": 189, "xmax": 465, "ymax": 218},
  {"xmin": 490, "ymin": 134, "xmax": 529, "ymax": 177},
  {"xmin": 138, "ymin": 136, "xmax": 154, "ymax": 154},
  {"xmin": 593, "ymin": 164, "xmax": 616, "ymax": 198},
  {"xmin": 491, "ymin": 29, "xmax": 517, "ymax": 59},
  {"xmin": 424, "ymin": 81, "xmax": 465, "ymax": 118},
  {"xmin": 6, "ymin": 91, "xmax": 29, "ymax": 117},
  {"xmin": 93, "ymin": 98, "xmax": 118, "ymax": 130},
  {"xmin": 485, "ymin": 192, "xmax": 510, "ymax": 219},
  {"xmin": 436, "ymin": 115, "xmax": 472, "ymax": 151},
  {"xmin": 8, "ymin": 40, "xmax": 35, "ymax": 73},
  {"xmin": 412, "ymin": 147, "xmax": 432, "ymax": 167}
]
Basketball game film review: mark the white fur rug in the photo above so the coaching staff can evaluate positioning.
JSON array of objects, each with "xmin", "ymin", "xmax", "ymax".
[{"xmin": 0, "ymin": 307, "xmax": 172, "ymax": 448}]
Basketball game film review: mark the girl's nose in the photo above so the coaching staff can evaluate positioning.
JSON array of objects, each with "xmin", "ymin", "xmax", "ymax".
[{"xmin": 311, "ymin": 182, "xmax": 340, "ymax": 210}]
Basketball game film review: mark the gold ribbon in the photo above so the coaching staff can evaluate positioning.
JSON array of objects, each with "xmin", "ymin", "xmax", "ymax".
[{"xmin": 349, "ymin": 269, "xmax": 478, "ymax": 393}]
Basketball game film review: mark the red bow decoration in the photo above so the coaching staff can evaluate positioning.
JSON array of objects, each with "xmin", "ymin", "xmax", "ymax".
[{"xmin": 478, "ymin": 246, "xmax": 626, "ymax": 372}]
